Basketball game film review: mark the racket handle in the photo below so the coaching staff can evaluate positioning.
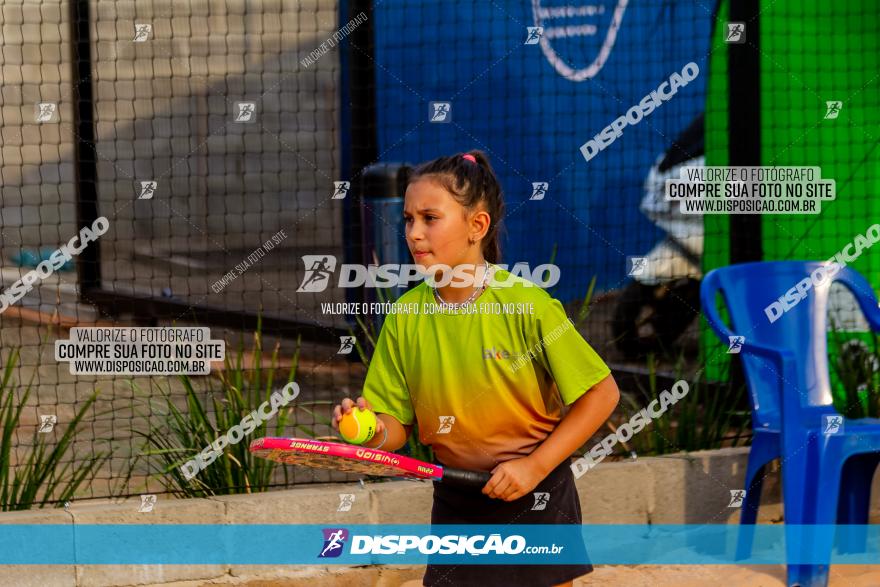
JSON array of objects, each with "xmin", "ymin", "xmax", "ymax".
[{"xmin": 439, "ymin": 467, "xmax": 492, "ymax": 487}]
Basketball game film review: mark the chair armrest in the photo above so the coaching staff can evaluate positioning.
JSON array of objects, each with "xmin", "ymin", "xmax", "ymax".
[
  {"xmin": 701, "ymin": 269, "xmax": 808, "ymax": 436},
  {"xmin": 836, "ymin": 266, "xmax": 880, "ymax": 332},
  {"xmin": 743, "ymin": 344, "xmax": 808, "ymax": 441},
  {"xmin": 700, "ymin": 270, "xmax": 737, "ymax": 341}
]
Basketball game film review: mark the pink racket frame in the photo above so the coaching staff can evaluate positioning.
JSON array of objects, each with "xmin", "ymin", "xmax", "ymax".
[{"xmin": 249, "ymin": 436, "xmax": 444, "ymax": 480}]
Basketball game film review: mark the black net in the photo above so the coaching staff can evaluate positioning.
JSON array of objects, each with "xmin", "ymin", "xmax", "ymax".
[
  {"xmin": 2, "ymin": 0, "xmax": 877, "ymax": 507},
  {"xmin": 365, "ymin": 1, "xmax": 714, "ymax": 364},
  {"xmin": 0, "ymin": 0, "xmax": 362, "ymax": 507}
]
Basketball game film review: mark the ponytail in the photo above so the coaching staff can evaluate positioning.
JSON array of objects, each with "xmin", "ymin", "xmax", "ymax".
[{"xmin": 408, "ymin": 150, "xmax": 506, "ymax": 263}]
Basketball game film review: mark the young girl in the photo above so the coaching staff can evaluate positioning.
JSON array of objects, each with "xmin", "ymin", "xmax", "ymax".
[{"xmin": 332, "ymin": 151, "xmax": 620, "ymax": 587}]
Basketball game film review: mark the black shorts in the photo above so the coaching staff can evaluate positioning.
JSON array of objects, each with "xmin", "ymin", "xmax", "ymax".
[{"xmin": 422, "ymin": 459, "xmax": 592, "ymax": 587}]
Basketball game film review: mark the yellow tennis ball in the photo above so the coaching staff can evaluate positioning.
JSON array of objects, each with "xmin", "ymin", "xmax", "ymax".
[{"xmin": 339, "ymin": 408, "xmax": 377, "ymax": 445}]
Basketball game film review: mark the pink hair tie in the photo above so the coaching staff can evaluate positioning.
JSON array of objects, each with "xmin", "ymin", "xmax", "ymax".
[{"xmin": 461, "ymin": 154, "xmax": 477, "ymax": 163}]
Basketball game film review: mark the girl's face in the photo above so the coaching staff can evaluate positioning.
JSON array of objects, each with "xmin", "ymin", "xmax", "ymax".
[{"xmin": 403, "ymin": 177, "xmax": 488, "ymax": 269}]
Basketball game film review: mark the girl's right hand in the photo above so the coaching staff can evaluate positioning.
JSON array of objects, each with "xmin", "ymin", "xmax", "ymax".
[{"xmin": 332, "ymin": 396, "xmax": 387, "ymax": 440}]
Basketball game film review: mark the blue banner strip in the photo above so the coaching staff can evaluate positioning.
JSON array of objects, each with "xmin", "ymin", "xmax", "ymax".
[{"xmin": 0, "ymin": 525, "xmax": 878, "ymax": 565}]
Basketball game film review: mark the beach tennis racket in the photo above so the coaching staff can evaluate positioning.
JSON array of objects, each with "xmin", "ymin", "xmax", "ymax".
[{"xmin": 249, "ymin": 437, "xmax": 492, "ymax": 487}]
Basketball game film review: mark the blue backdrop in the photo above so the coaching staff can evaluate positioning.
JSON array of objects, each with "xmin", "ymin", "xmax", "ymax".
[{"xmin": 369, "ymin": 0, "xmax": 713, "ymax": 301}]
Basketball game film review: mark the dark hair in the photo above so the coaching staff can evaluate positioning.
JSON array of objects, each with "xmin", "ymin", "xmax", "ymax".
[{"xmin": 406, "ymin": 150, "xmax": 506, "ymax": 264}]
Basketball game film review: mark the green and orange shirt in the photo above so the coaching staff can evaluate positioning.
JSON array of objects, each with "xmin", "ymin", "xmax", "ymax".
[{"xmin": 362, "ymin": 264, "xmax": 611, "ymax": 472}]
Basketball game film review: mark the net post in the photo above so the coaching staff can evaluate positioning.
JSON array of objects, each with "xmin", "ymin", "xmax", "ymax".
[
  {"xmin": 341, "ymin": 0, "xmax": 378, "ymax": 312},
  {"xmin": 69, "ymin": 0, "xmax": 102, "ymax": 295},
  {"xmin": 727, "ymin": 0, "xmax": 762, "ymax": 398},
  {"xmin": 727, "ymin": 0, "xmax": 762, "ymax": 264}
]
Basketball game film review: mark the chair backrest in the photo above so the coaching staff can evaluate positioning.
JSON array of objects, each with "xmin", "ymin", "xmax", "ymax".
[{"xmin": 700, "ymin": 261, "xmax": 878, "ymax": 430}]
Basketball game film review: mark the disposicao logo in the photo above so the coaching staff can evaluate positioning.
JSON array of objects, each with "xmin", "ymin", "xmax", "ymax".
[
  {"xmin": 297, "ymin": 256, "xmax": 560, "ymax": 291},
  {"xmin": 319, "ymin": 528, "xmax": 349, "ymax": 558}
]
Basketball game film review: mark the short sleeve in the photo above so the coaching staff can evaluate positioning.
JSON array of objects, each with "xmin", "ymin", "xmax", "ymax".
[
  {"xmin": 362, "ymin": 314, "xmax": 415, "ymax": 425},
  {"xmin": 533, "ymin": 299, "xmax": 611, "ymax": 405}
]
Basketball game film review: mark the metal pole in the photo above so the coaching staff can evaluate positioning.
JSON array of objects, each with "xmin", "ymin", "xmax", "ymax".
[
  {"xmin": 728, "ymin": 0, "xmax": 762, "ymax": 263},
  {"xmin": 69, "ymin": 0, "xmax": 102, "ymax": 294},
  {"xmin": 727, "ymin": 0, "xmax": 762, "ymax": 405}
]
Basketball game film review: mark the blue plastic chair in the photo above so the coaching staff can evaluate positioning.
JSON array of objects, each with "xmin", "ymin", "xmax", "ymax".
[{"xmin": 701, "ymin": 261, "xmax": 880, "ymax": 587}]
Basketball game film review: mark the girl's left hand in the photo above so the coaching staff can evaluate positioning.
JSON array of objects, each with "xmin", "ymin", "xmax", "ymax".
[{"xmin": 482, "ymin": 456, "xmax": 546, "ymax": 501}]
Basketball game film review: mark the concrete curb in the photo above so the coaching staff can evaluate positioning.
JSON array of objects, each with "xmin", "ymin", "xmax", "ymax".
[{"xmin": 5, "ymin": 446, "xmax": 855, "ymax": 587}]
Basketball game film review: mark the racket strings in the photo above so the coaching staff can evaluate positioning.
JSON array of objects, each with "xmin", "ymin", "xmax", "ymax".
[{"xmin": 253, "ymin": 448, "xmax": 419, "ymax": 479}]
